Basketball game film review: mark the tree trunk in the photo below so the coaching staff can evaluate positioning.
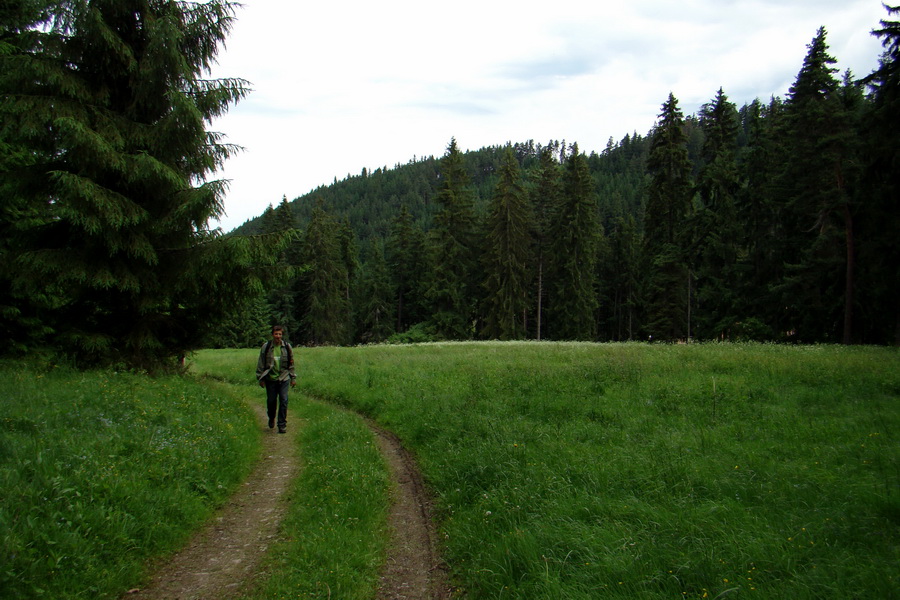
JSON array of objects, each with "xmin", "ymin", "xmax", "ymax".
[
  {"xmin": 843, "ymin": 203, "xmax": 855, "ymax": 344},
  {"xmin": 536, "ymin": 258, "xmax": 543, "ymax": 341}
]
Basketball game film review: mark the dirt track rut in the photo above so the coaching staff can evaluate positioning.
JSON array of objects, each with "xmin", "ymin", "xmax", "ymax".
[{"xmin": 126, "ymin": 399, "xmax": 450, "ymax": 599}]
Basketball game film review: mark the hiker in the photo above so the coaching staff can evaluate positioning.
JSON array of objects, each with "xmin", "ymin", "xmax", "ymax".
[{"xmin": 256, "ymin": 325, "xmax": 296, "ymax": 434}]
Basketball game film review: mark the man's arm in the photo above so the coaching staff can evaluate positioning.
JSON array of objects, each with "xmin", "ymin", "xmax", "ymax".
[
  {"xmin": 256, "ymin": 344, "xmax": 268, "ymax": 383},
  {"xmin": 287, "ymin": 344, "xmax": 297, "ymax": 386}
]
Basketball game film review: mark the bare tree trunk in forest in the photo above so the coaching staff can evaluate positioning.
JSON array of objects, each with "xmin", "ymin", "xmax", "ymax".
[
  {"xmin": 843, "ymin": 204, "xmax": 854, "ymax": 345},
  {"xmin": 536, "ymin": 259, "xmax": 544, "ymax": 341}
]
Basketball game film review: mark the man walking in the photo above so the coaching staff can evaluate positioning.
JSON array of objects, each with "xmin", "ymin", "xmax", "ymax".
[{"xmin": 256, "ymin": 325, "xmax": 296, "ymax": 434}]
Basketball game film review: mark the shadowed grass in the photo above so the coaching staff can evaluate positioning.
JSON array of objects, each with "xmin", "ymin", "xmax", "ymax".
[{"xmin": 0, "ymin": 360, "xmax": 259, "ymax": 599}]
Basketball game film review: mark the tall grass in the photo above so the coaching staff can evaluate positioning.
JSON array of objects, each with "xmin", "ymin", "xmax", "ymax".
[
  {"xmin": 0, "ymin": 360, "xmax": 259, "ymax": 599},
  {"xmin": 284, "ymin": 342, "xmax": 899, "ymax": 599},
  {"xmin": 5, "ymin": 343, "xmax": 896, "ymax": 599},
  {"xmin": 191, "ymin": 350, "xmax": 393, "ymax": 600}
]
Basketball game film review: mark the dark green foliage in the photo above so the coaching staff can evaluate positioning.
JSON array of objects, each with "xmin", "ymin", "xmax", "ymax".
[
  {"xmin": 643, "ymin": 93, "xmax": 693, "ymax": 340},
  {"xmin": 529, "ymin": 146, "xmax": 562, "ymax": 341},
  {"xmin": 693, "ymin": 88, "xmax": 742, "ymax": 338},
  {"xmin": 0, "ymin": 0, "xmax": 285, "ymax": 369},
  {"xmin": 858, "ymin": 5, "xmax": 900, "ymax": 345},
  {"xmin": 260, "ymin": 203, "xmax": 279, "ymax": 234},
  {"xmin": 645, "ymin": 94, "xmax": 693, "ymax": 249},
  {"xmin": 386, "ymin": 204, "xmax": 429, "ymax": 331},
  {"xmin": 355, "ymin": 238, "xmax": 395, "ymax": 343},
  {"xmin": 600, "ymin": 215, "xmax": 642, "ymax": 341},
  {"xmin": 734, "ymin": 97, "xmax": 788, "ymax": 332},
  {"xmin": 548, "ymin": 145, "xmax": 600, "ymax": 340},
  {"xmin": 481, "ymin": 147, "xmax": 533, "ymax": 340},
  {"xmin": 297, "ymin": 204, "xmax": 352, "ymax": 345},
  {"xmin": 205, "ymin": 288, "xmax": 270, "ymax": 348},
  {"xmin": 776, "ymin": 27, "xmax": 859, "ymax": 343},
  {"xmin": 275, "ymin": 195, "xmax": 295, "ymax": 231},
  {"xmin": 425, "ymin": 138, "xmax": 479, "ymax": 339}
]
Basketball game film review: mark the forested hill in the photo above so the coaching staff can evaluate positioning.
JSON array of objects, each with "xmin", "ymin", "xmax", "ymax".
[
  {"xmin": 5, "ymin": 2, "xmax": 897, "ymax": 370},
  {"xmin": 229, "ymin": 135, "xmax": 656, "ymax": 246},
  {"xmin": 216, "ymin": 20, "xmax": 899, "ymax": 349}
]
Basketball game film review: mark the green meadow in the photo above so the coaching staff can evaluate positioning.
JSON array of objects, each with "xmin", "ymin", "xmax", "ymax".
[
  {"xmin": 2, "ymin": 342, "xmax": 897, "ymax": 599},
  {"xmin": 0, "ymin": 362, "xmax": 260, "ymax": 598},
  {"xmin": 197, "ymin": 342, "xmax": 900, "ymax": 599}
]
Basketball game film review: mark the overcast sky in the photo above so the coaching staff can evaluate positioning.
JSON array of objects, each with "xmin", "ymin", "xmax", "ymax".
[{"xmin": 207, "ymin": 0, "xmax": 888, "ymax": 231}]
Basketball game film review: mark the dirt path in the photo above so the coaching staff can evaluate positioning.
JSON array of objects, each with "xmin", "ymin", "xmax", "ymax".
[
  {"xmin": 126, "ymin": 402, "xmax": 298, "ymax": 599},
  {"xmin": 369, "ymin": 423, "xmax": 452, "ymax": 600},
  {"xmin": 125, "ymin": 399, "xmax": 450, "ymax": 600}
]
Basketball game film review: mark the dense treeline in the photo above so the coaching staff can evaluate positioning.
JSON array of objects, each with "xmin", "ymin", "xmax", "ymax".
[
  {"xmin": 226, "ymin": 12, "xmax": 899, "ymax": 348},
  {"xmin": 3, "ymin": 3, "xmax": 898, "ymax": 367}
]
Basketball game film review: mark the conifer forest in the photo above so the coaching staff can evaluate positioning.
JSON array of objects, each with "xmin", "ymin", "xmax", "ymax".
[{"xmin": 2, "ymin": 2, "xmax": 899, "ymax": 368}]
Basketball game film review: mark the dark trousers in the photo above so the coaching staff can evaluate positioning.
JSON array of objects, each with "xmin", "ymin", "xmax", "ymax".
[{"xmin": 265, "ymin": 379, "xmax": 289, "ymax": 428}]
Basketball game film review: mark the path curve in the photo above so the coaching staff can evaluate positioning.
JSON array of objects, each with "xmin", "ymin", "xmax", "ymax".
[
  {"xmin": 124, "ymin": 398, "xmax": 451, "ymax": 599},
  {"xmin": 369, "ymin": 422, "xmax": 453, "ymax": 600},
  {"xmin": 126, "ymin": 401, "xmax": 298, "ymax": 599}
]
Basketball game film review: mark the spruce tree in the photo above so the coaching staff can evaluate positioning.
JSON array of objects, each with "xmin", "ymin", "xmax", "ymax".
[
  {"xmin": 386, "ymin": 204, "xmax": 429, "ymax": 331},
  {"xmin": 0, "ymin": 0, "xmax": 262, "ymax": 368},
  {"xmin": 859, "ymin": 5, "xmax": 900, "ymax": 344},
  {"xmin": 529, "ymin": 146, "xmax": 562, "ymax": 341},
  {"xmin": 297, "ymin": 204, "xmax": 351, "ymax": 345},
  {"xmin": 275, "ymin": 195, "xmax": 295, "ymax": 231},
  {"xmin": 643, "ymin": 93, "xmax": 694, "ymax": 341},
  {"xmin": 260, "ymin": 203, "xmax": 279, "ymax": 234},
  {"xmin": 356, "ymin": 238, "xmax": 395, "ymax": 343},
  {"xmin": 694, "ymin": 88, "xmax": 742, "ymax": 338},
  {"xmin": 481, "ymin": 147, "xmax": 533, "ymax": 340},
  {"xmin": 778, "ymin": 27, "xmax": 858, "ymax": 343},
  {"xmin": 548, "ymin": 144, "xmax": 600, "ymax": 340},
  {"xmin": 734, "ymin": 97, "xmax": 787, "ymax": 339},
  {"xmin": 425, "ymin": 138, "xmax": 478, "ymax": 339},
  {"xmin": 605, "ymin": 215, "xmax": 642, "ymax": 340}
]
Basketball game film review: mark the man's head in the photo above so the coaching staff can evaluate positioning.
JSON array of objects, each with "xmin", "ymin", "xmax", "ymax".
[{"xmin": 271, "ymin": 325, "xmax": 284, "ymax": 343}]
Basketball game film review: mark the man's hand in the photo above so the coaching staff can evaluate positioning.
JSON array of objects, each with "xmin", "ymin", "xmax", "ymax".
[
  {"xmin": 258, "ymin": 380, "xmax": 265, "ymax": 388},
  {"xmin": 290, "ymin": 379, "xmax": 296, "ymax": 388}
]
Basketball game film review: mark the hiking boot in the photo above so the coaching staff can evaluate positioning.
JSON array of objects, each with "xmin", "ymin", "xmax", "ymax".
[
  {"xmin": 268, "ymin": 418, "xmax": 275, "ymax": 429},
  {"xmin": 278, "ymin": 427, "xmax": 286, "ymax": 434}
]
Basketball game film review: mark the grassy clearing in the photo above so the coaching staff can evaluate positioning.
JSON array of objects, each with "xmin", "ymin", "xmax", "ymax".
[
  {"xmin": 0, "ymin": 360, "xmax": 259, "ymax": 599},
  {"xmin": 236, "ymin": 400, "xmax": 390, "ymax": 600},
  {"xmin": 191, "ymin": 350, "xmax": 392, "ymax": 600},
  {"xmin": 276, "ymin": 341, "xmax": 898, "ymax": 599},
  {"xmin": 5, "ymin": 343, "xmax": 896, "ymax": 599}
]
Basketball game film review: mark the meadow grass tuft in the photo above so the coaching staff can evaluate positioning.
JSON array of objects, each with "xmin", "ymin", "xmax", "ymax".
[
  {"xmin": 234, "ymin": 400, "xmax": 391, "ymax": 600},
  {"xmin": 191, "ymin": 350, "xmax": 393, "ymax": 600},
  {"xmin": 282, "ymin": 341, "xmax": 899, "ymax": 599},
  {"xmin": 0, "ymin": 359, "xmax": 259, "ymax": 599}
]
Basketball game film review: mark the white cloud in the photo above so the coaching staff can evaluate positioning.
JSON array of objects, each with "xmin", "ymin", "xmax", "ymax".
[{"xmin": 207, "ymin": 0, "xmax": 887, "ymax": 231}]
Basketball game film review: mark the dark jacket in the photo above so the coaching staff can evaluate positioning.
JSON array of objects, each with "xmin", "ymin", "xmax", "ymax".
[{"xmin": 256, "ymin": 341, "xmax": 296, "ymax": 382}]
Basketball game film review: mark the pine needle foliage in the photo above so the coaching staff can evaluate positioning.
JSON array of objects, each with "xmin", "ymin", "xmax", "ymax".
[
  {"xmin": 548, "ymin": 145, "xmax": 600, "ymax": 340},
  {"xmin": 0, "ymin": 0, "xmax": 274, "ymax": 369},
  {"xmin": 426, "ymin": 138, "xmax": 479, "ymax": 339},
  {"xmin": 644, "ymin": 93, "xmax": 693, "ymax": 340},
  {"xmin": 482, "ymin": 147, "xmax": 533, "ymax": 340}
]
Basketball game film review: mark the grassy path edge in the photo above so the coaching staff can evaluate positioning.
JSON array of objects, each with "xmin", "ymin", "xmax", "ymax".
[
  {"xmin": 126, "ymin": 385, "xmax": 300, "ymax": 599},
  {"xmin": 366, "ymin": 418, "xmax": 453, "ymax": 599}
]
